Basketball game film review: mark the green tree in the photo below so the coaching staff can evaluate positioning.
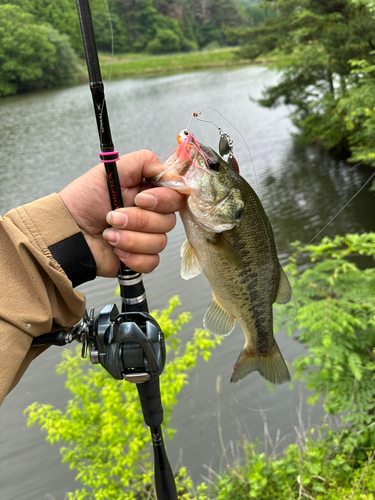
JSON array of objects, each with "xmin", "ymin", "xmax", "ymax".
[
  {"xmin": 190, "ymin": 0, "xmax": 244, "ymax": 49},
  {"xmin": 42, "ymin": 25, "xmax": 80, "ymax": 87},
  {"xmin": 90, "ymin": 0, "xmax": 129, "ymax": 53},
  {"xmin": 335, "ymin": 57, "xmax": 375, "ymax": 168},
  {"xmin": 0, "ymin": 4, "xmax": 54, "ymax": 95},
  {"xmin": 0, "ymin": 0, "xmax": 82, "ymax": 52},
  {"xmin": 0, "ymin": 4, "xmax": 79, "ymax": 96},
  {"xmin": 228, "ymin": 0, "xmax": 375, "ymax": 159}
]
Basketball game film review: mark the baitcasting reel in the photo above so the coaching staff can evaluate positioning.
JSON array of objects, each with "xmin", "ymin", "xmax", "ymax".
[{"xmin": 32, "ymin": 305, "xmax": 166, "ymax": 384}]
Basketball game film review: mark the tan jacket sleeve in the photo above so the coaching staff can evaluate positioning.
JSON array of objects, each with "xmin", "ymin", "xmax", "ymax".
[{"xmin": 0, "ymin": 194, "xmax": 96, "ymax": 405}]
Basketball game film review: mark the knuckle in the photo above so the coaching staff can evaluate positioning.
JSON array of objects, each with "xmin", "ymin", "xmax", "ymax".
[{"xmin": 135, "ymin": 210, "xmax": 150, "ymax": 231}]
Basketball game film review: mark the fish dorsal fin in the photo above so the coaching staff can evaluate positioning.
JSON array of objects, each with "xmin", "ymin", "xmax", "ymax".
[
  {"xmin": 181, "ymin": 240, "xmax": 203, "ymax": 280},
  {"xmin": 203, "ymin": 294, "xmax": 236, "ymax": 337},
  {"xmin": 207, "ymin": 233, "xmax": 244, "ymax": 271},
  {"xmin": 275, "ymin": 266, "xmax": 292, "ymax": 304}
]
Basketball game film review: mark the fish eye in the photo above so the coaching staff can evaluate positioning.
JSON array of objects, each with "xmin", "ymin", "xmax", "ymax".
[
  {"xmin": 182, "ymin": 130, "xmax": 189, "ymax": 136},
  {"xmin": 207, "ymin": 159, "xmax": 220, "ymax": 171}
]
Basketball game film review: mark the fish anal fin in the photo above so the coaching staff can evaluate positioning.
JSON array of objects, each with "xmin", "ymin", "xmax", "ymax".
[
  {"xmin": 275, "ymin": 266, "xmax": 292, "ymax": 304},
  {"xmin": 203, "ymin": 294, "xmax": 235, "ymax": 337},
  {"xmin": 181, "ymin": 240, "xmax": 203, "ymax": 280},
  {"xmin": 207, "ymin": 234, "xmax": 244, "ymax": 271},
  {"xmin": 230, "ymin": 342, "xmax": 290, "ymax": 384}
]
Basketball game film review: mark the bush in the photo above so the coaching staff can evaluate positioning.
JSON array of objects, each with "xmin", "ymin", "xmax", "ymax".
[
  {"xmin": 25, "ymin": 296, "xmax": 221, "ymax": 500},
  {"xmin": 282, "ymin": 234, "xmax": 375, "ymax": 442},
  {"xmin": 203, "ymin": 429, "xmax": 375, "ymax": 499},
  {"xmin": 146, "ymin": 29, "xmax": 181, "ymax": 54}
]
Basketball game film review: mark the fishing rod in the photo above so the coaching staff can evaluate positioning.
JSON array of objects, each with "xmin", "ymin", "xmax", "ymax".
[
  {"xmin": 33, "ymin": 1, "xmax": 177, "ymax": 498},
  {"xmin": 75, "ymin": 1, "xmax": 177, "ymax": 498}
]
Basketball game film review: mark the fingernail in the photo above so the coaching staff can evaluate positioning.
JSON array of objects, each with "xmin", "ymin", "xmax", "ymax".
[
  {"xmin": 106, "ymin": 211, "xmax": 128, "ymax": 227},
  {"xmin": 102, "ymin": 228, "xmax": 119, "ymax": 244},
  {"xmin": 135, "ymin": 193, "xmax": 157, "ymax": 209}
]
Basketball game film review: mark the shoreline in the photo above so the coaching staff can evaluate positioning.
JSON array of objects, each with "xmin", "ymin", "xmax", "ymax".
[{"xmin": 82, "ymin": 48, "xmax": 266, "ymax": 82}]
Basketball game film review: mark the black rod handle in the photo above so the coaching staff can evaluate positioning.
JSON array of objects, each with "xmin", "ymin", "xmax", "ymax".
[
  {"xmin": 151, "ymin": 425, "xmax": 178, "ymax": 500},
  {"xmin": 136, "ymin": 377, "xmax": 177, "ymax": 500}
]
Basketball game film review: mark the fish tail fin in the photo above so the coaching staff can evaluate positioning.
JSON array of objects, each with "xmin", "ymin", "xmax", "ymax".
[{"xmin": 230, "ymin": 342, "xmax": 290, "ymax": 385}]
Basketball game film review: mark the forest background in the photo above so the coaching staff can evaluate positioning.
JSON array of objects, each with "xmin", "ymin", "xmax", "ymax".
[
  {"xmin": 0, "ymin": 0, "xmax": 269, "ymax": 95},
  {"xmin": 1, "ymin": 0, "xmax": 375, "ymax": 170},
  {"xmin": 2, "ymin": 0, "xmax": 375, "ymax": 498}
]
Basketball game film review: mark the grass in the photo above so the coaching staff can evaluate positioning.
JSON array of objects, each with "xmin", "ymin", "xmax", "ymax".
[{"xmin": 83, "ymin": 47, "xmax": 254, "ymax": 81}]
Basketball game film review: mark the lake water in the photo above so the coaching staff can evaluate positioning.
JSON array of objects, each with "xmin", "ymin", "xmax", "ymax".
[{"xmin": 0, "ymin": 66, "xmax": 374, "ymax": 499}]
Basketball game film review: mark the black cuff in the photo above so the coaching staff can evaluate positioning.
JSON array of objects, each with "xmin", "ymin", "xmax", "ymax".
[{"xmin": 49, "ymin": 232, "xmax": 97, "ymax": 288}]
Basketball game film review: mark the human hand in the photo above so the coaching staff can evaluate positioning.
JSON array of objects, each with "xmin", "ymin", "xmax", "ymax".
[{"xmin": 59, "ymin": 150, "xmax": 185, "ymax": 277}]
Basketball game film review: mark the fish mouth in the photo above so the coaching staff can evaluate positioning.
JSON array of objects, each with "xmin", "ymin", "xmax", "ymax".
[
  {"xmin": 148, "ymin": 168, "xmax": 188, "ymax": 191},
  {"xmin": 148, "ymin": 158, "xmax": 194, "ymax": 193},
  {"xmin": 148, "ymin": 139, "xmax": 211, "ymax": 191}
]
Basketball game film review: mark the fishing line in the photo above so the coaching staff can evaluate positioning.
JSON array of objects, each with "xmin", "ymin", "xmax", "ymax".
[
  {"xmin": 231, "ymin": 396, "xmax": 280, "ymax": 412},
  {"xmin": 296, "ymin": 168, "xmax": 375, "ymax": 262},
  {"xmin": 102, "ymin": 0, "xmax": 114, "ymax": 87},
  {"xmin": 185, "ymin": 113, "xmax": 194, "ymax": 131}
]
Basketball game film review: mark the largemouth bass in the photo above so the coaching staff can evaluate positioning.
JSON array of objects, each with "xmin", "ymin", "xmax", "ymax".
[{"xmin": 151, "ymin": 130, "xmax": 292, "ymax": 384}]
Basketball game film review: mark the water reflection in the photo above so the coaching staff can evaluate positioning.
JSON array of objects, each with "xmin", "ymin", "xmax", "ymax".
[{"xmin": 260, "ymin": 142, "xmax": 375, "ymax": 260}]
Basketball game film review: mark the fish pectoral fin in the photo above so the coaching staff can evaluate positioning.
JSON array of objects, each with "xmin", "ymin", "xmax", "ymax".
[
  {"xmin": 230, "ymin": 342, "xmax": 291, "ymax": 385},
  {"xmin": 207, "ymin": 233, "xmax": 244, "ymax": 271},
  {"xmin": 275, "ymin": 265, "xmax": 292, "ymax": 304},
  {"xmin": 203, "ymin": 294, "xmax": 235, "ymax": 336},
  {"xmin": 180, "ymin": 240, "xmax": 203, "ymax": 280}
]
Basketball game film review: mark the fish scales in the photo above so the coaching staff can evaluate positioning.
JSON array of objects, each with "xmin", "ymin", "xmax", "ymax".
[
  {"xmin": 151, "ymin": 132, "xmax": 292, "ymax": 385},
  {"xmin": 181, "ymin": 175, "xmax": 278, "ymax": 349}
]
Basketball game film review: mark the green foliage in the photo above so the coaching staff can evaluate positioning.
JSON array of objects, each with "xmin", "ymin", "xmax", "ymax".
[
  {"xmin": 42, "ymin": 26, "xmax": 80, "ymax": 87},
  {"xmin": 24, "ymin": 296, "xmax": 221, "ymax": 500},
  {"xmin": 228, "ymin": 0, "xmax": 375, "ymax": 165},
  {"xmin": 336, "ymin": 57, "xmax": 375, "ymax": 167},
  {"xmin": 109, "ymin": 0, "xmax": 243, "ymax": 53},
  {"xmin": 90, "ymin": 0, "xmax": 128, "ymax": 54},
  {"xmin": 145, "ymin": 14, "xmax": 196, "ymax": 54},
  {"xmin": 0, "ymin": 0, "xmax": 255, "ymax": 95},
  {"xmin": 97, "ymin": 48, "xmax": 238, "ymax": 80},
  {"xmin": 0, "ymin": 3, "xmax": 55, "ymax": 96},
  {"xmin": 0, "ymin": 0, "xmax": 82, "ymax": 52},
  {"xmin": 0, "ymin": 4, "xmax": 78, "ymax": 96},
  {"xmin": 279, "ymin": 233, "xmax": 375, "ymax": 453},
  {"xmin": 239, "ymin": 0, "xmax": 278, "ymax": 26},
  {"xmin": 202, "ymin": 430, "xmax": 375, "ymax": 499}
]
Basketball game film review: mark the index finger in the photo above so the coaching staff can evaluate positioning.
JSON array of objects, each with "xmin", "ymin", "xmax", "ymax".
[
  {"xmin": 135, "ymin": 187, "xmax": 186, "ymax": 213},
  {"xmin": 116, "ymin": 150, "xmax": 166, "ymax": 188}
]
